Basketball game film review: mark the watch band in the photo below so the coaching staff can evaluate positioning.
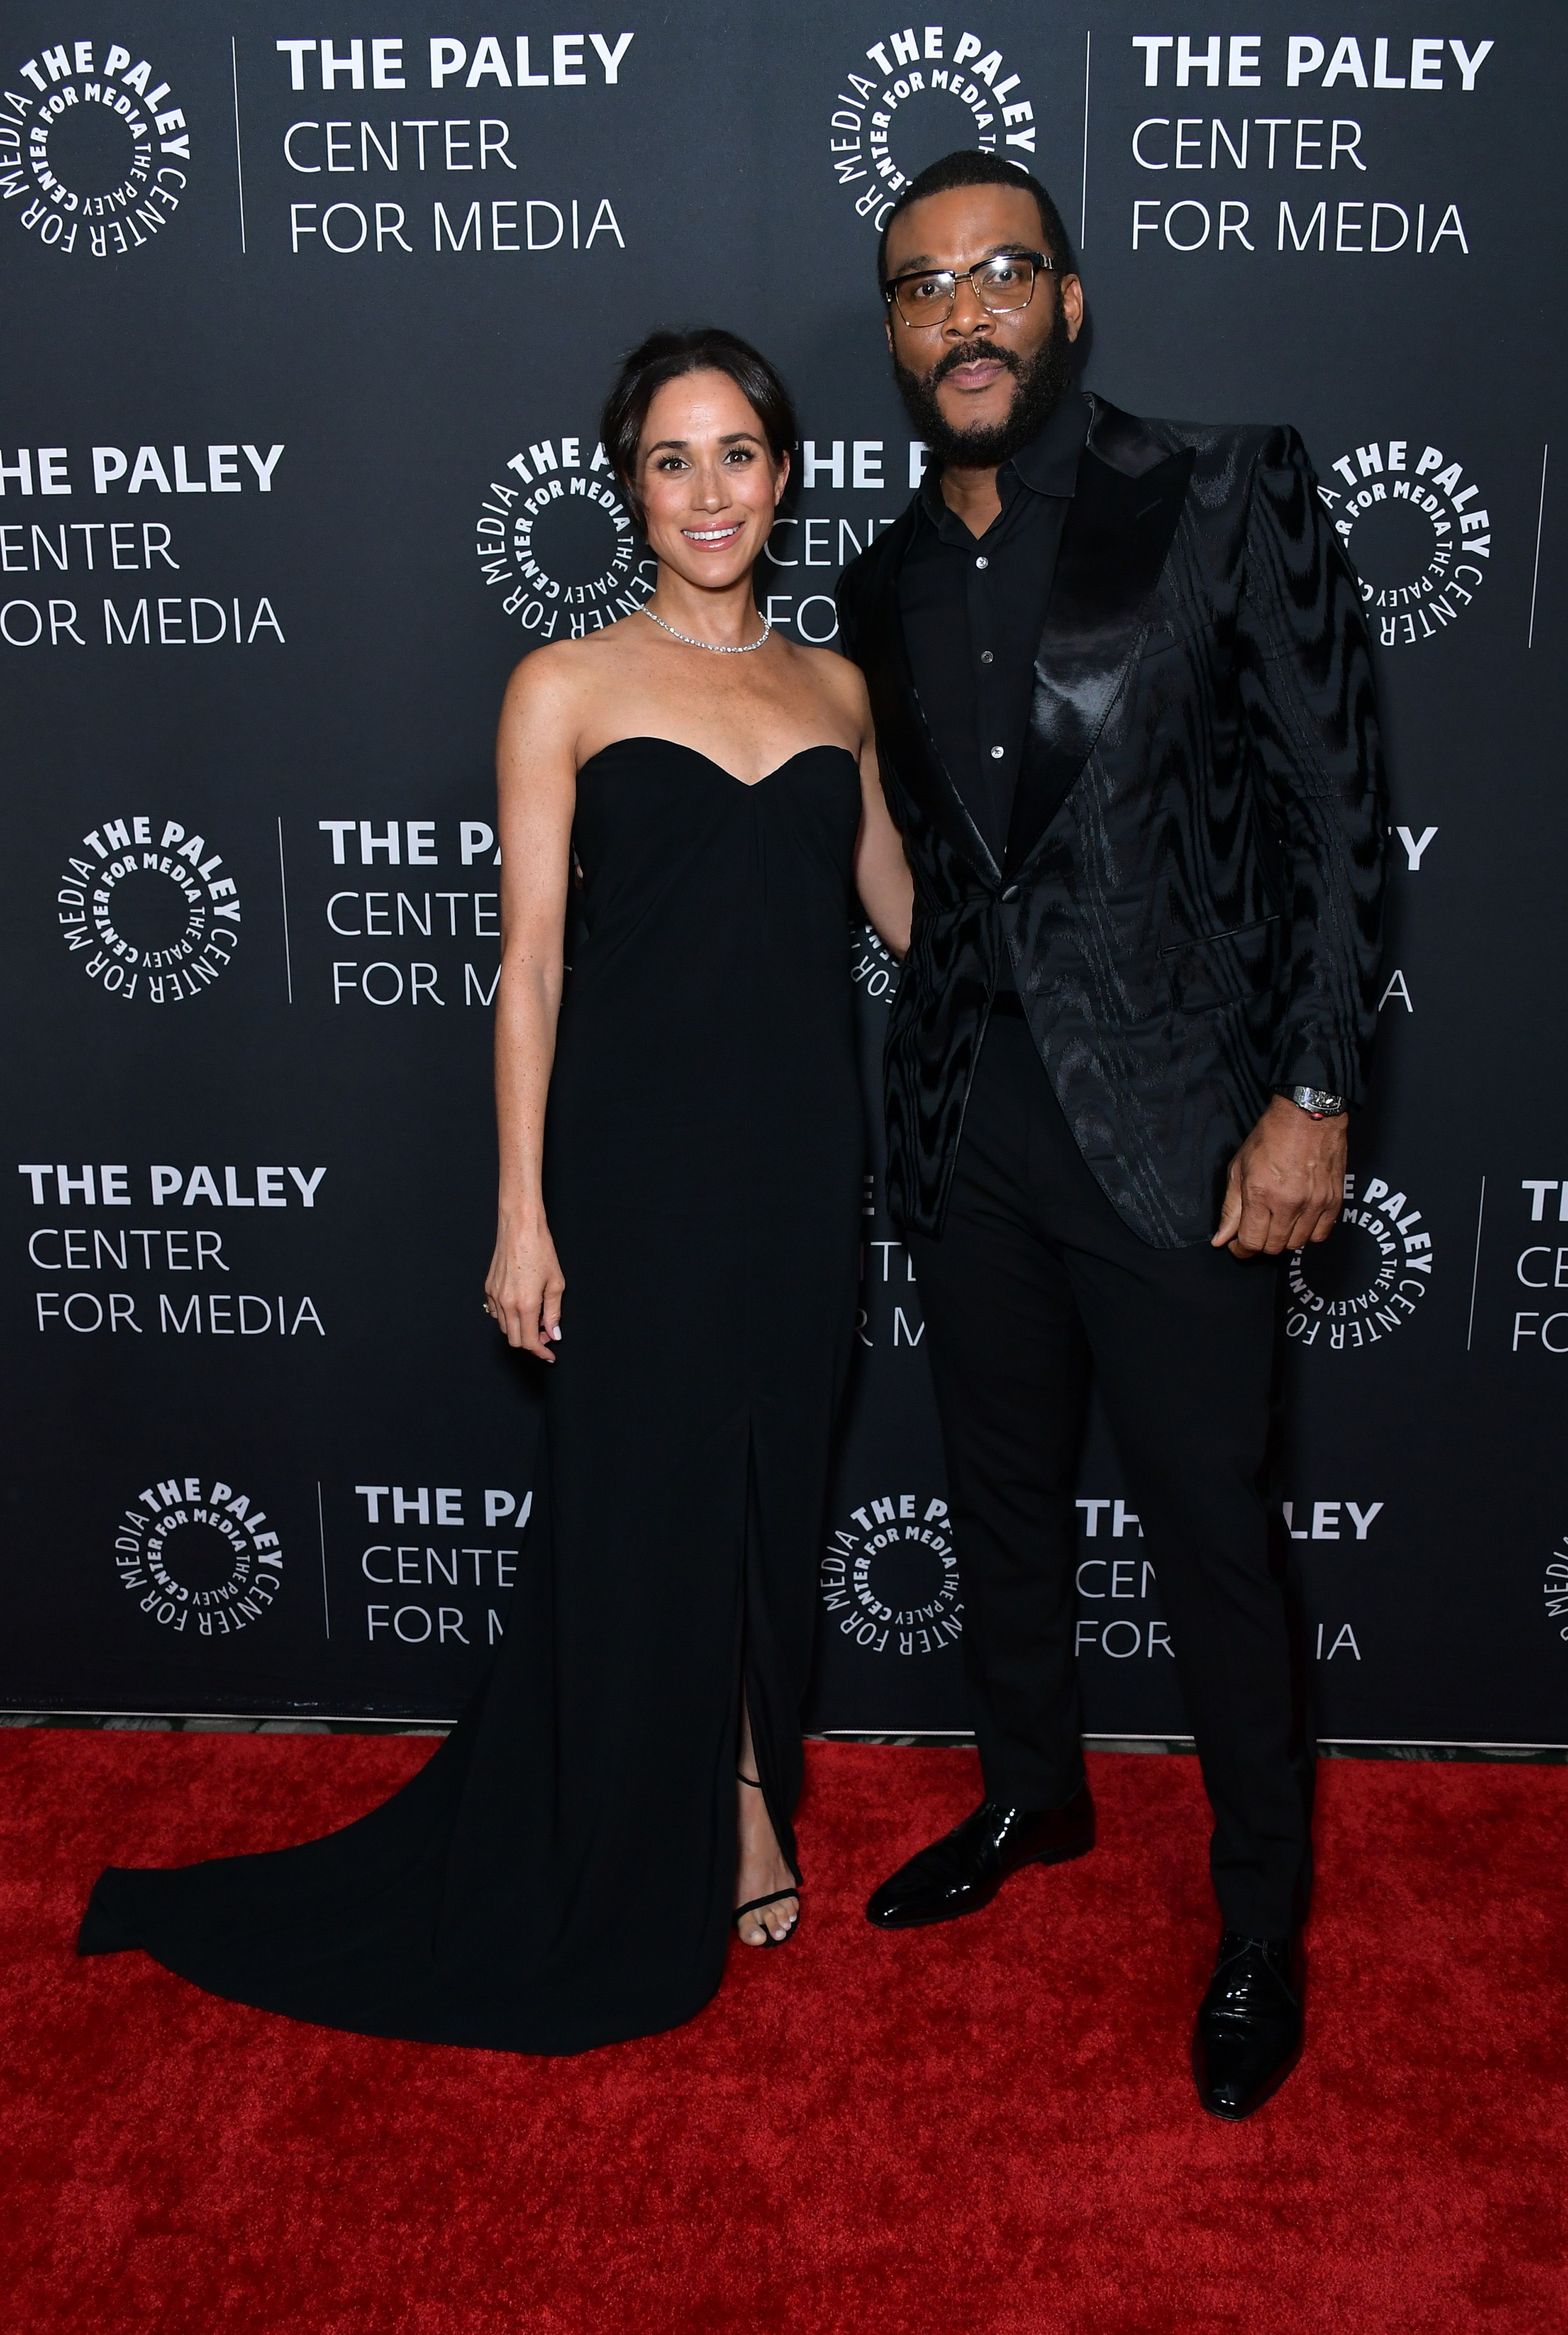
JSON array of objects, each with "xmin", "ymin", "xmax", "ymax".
[{"xmin": 1279, "ymin": 1084, "xmax": 1348, "ymax": 1120}]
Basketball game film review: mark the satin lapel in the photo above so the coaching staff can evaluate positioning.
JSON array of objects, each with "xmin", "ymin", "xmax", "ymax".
[
  {"xmin": 856, "ymin": 507, "xmax": 1000, "ymax": 885},
  {"xmin": 1003, "ymin": 438, "xmax": 1195, "ymax": 877}
]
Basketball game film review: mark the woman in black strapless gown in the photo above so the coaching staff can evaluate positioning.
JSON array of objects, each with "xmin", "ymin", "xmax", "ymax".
[{"xmin": 79, "ymin": 331, "xmax": 913, "ymax": 2053}]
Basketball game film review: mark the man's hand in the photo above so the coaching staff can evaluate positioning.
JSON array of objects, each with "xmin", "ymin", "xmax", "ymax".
[{"xmin": 1212, "ymin": 1096, "xmax": 1348, "ymax": 1259}]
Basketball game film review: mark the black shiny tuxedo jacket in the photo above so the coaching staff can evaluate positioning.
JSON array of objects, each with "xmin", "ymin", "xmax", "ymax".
[{"xmin": 836, "ymin": 394, "xmax": 1388, "ymax": 1249}]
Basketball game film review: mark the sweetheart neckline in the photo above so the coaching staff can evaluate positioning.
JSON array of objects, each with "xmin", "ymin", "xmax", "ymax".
[{"xmin": 577, "ymin": 736, "xmax": 859, "ymax": 791}]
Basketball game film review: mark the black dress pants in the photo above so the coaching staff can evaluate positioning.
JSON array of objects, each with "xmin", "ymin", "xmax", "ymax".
[{"xmin": 908, "ymin": 1005, "xmax": 1312, "ymax": 1939}]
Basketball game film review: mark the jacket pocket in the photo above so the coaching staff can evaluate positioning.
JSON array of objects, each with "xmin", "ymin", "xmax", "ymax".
[{"xmin": 1159, "ymin": 914, "xmax": 1281, "ymax": 1013}]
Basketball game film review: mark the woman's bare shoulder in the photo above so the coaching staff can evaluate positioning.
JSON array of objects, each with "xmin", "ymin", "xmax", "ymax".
[
  {"xmin": 787, "ymin": 638, "xmax": 872, "ymax": 725},
  {"xmin": 504, "ymin": 624, "xmax": 628, "ymax": 690},
  {"xmin": 500, "ymin": 624, "xmax": 642, "ymax": 724}
]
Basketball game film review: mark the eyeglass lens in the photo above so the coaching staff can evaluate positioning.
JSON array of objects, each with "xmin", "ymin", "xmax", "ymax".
[{"xmin": 894, "ymin": 257, "xmax": 1037, "ymax": 325}]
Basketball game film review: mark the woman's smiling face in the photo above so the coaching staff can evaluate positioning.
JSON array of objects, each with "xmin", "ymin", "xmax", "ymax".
[{"xmin": 634, "ymin": 369, "xmax": 789, "ymax": 591}]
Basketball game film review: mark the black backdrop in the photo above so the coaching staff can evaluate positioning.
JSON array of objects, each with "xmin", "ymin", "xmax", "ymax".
[{"xmin": 4, "ymin": 3, "xmax": 1564, "ymax": 1748}]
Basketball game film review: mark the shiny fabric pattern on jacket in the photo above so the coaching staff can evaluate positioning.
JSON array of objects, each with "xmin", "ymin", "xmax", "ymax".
[{"xmin": 836, "ymin": 395, "xmax": 1387, "ymax": 1249}]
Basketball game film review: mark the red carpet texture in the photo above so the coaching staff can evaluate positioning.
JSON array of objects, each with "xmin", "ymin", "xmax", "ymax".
[{"xmin": 1, "ymin": 1735, "xmax": 1564, "ymax": 2335}]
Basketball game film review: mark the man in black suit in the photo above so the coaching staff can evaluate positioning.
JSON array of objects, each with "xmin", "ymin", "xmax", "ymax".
[{"xmin": 835, "ymin": 150, "xmax": 1386, "ymax": 2120}]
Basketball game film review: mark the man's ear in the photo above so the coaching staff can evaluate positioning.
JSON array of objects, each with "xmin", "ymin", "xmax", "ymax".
[{"xmin": 1061, "ymin": 273, "xmax": 1085, "ymax": 342}]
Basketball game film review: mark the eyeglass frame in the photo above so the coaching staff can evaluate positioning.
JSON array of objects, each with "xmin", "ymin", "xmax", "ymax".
[{"xmin": 882, "ymin": 248, "xmax": 1053, "ymax": 329}]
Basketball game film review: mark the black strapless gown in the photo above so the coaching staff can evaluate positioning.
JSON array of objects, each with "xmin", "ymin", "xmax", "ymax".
[{"xmin": 79, "ymin": 739, "xmax": 865, "ymax": 2054}]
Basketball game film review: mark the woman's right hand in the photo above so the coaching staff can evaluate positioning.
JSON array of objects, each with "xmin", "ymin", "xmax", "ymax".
[{"xmin": 485, "ymin": 1214, "xmax": 566, "ymax": 1360}]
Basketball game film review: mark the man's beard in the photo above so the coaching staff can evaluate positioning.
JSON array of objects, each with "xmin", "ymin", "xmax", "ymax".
[{"xmin": 892, "ymin": 305, "xmax": 1076, "ymax": 469}]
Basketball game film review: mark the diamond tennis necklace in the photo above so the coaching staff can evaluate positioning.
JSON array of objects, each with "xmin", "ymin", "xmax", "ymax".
[{"xmin": 641, "ymin": 605, "xmax": 773, "ymax": 654}]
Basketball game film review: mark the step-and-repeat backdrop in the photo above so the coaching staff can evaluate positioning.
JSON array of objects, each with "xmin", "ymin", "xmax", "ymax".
[{"xmin": 4, "ymin": 4, "xmax": 1564, "ymax": 1743}]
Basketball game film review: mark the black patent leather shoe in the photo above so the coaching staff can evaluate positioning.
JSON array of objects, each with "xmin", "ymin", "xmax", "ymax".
[
  {"xmin": 865, "ymin": 1786, "xmax": 1095, "ymax": 1930},
  {"xmin": 1192, "ymin": 1932, "xmax": 1304, "ymax": 2120}
]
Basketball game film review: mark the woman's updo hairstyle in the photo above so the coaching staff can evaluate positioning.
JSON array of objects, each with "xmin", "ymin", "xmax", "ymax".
[{"xmin": 600, "ymin": 327, "xmax": 798, "ymax": 524}]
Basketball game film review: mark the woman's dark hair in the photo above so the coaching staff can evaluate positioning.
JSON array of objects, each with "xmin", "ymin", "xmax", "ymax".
[
  {"xmin": 600, "ymin": 328, "xmax": 797, "ymax": 516},
  {"xmin": 877, "ymin": 150, "xmax": 1073, "ymax": 285}
]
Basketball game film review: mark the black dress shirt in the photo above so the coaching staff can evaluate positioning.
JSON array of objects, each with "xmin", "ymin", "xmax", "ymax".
[{"xmin": 897, "ymin": 389, "xmax": 1091, "ymax": 866}]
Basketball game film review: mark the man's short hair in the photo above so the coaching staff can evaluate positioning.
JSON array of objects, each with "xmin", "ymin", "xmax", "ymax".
[{"xmin": 877, "ymin": 151, "xmax": 1074, "ymax": 286}]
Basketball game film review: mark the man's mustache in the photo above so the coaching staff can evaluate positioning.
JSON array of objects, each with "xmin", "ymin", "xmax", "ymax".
[{"xmin": 930, "ymin": 340, "xmax": 1023, "ymax": 385}]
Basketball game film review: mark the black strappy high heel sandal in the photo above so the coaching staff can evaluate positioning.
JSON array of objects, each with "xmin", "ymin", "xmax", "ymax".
[{"xmin": 733, "ymin": 1772, "xmax": 801, "ymax": 1948}]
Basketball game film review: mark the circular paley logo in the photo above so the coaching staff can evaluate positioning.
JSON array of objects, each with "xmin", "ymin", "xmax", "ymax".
[
  {"xmin": 1286, "ymin": 1174, "xmax": 1435, "ymax": 1353},
  {"xmin": 475, "ymin": 433, "xmax": 655, "ymax": 641},
  {"xmin": 57, "ymin": 815, "xmax": 241, "ymax": 1004},
  {"xmin": 1544, "ymin": 1537, "xmax": 1568, "ymax": 1649},
  {"xmin": 1318, "ymin": 436, "xmax": 1490, "ymax": 650},
  {"xmin": 852, "ymin": 921, "xmax": 902, "ymax": 1009},
  {"xmin": 827, "ymin": 25, "xmax": 1038, "ymax": 234},
  {"xmin": 113, "ymin": 1476, "xmax": 283, "ymax": 1638},
  {"xmin": 3, "ymin": 40, "xmax": 190, "ymax": 259},
  {"xmin": 822, "ymin": 1492, "xmax": 961, "ymax": 1656}
]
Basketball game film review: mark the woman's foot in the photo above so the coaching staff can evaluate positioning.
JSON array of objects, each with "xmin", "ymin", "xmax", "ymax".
[{"xmin": 735, "ymin": 1772, "xmax": 799, "ymax": 1946}]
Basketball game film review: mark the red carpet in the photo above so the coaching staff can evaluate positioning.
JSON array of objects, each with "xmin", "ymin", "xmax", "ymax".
[{"xmin": 1, "ymin": 1734, "xmax": 1563, "ymax": 2334}]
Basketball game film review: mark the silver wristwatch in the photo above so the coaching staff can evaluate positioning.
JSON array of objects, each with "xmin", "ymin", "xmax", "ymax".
[{"xmin": 1278, "ymin": 1084, "xmax": 1348, "ymax": 1120}]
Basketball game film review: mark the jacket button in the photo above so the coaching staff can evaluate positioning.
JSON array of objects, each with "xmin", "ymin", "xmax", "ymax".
[{"xmin": 1000, "ymin": 884, "xmax": 1020, "ymax": 902}]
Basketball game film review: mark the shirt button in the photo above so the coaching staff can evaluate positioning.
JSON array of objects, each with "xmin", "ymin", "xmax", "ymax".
[
  {"xmin": 980, "ymin": 650, "xmax": 994, "ymax": 664},
  {"xmin": 990, "ymin": 745, "xmax": 1005, "ymax": 759},
  {"xmin": 975, "ymin": 556, "xmax": 989, "ymax": 569}
]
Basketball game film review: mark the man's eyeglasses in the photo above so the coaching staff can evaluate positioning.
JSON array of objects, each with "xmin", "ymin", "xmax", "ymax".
[{"xmin": 883, "ymin": 250, "xmax": 1051, "ymax": 329}]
